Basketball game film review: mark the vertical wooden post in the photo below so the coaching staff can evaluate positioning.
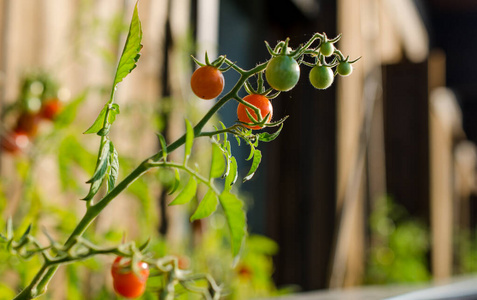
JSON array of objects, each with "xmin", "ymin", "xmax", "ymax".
[
  {"xmin": 429, "ymin": 87, "xmax": 459, "ymax": 279},
  {"xmin": 331, "ymin": 0, "xmax": 366, "ymax": 288}
]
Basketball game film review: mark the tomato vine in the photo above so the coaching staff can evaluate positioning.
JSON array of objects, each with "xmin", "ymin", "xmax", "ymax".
[{"xmin": 1, "ymin": 3, "xmax": 359, "ymax": 299}]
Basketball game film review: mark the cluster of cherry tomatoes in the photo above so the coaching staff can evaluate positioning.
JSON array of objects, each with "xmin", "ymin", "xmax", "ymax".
[
  {"xmin": 0, "ymin": 98, "xmax": 62, "ymax": 155},
  {"xmin": 190, "ymin": 36, "xmax": 356, "ymax": 130},
  {"xmin": 1, "ymin": 75, "xmax": 64, "ymax": 155}
]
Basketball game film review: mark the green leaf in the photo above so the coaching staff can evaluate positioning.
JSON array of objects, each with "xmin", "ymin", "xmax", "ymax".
[
  {"xmin": 224, "ymin": 157, "xmax": 238, "ymax": 192},
  {"xmin": 244, "ymin": 149, "xmax": 262, "ymax": 182},
  {"xmin": 86, "ymin": 139, "xmax": 111, "ymax": 184},
  {"xmin": 184, "ymin": 119, "xmax": 194, "ymax": 163},
  {"xmin": 168, "ymin": 169, "xmax": 181, "ymax": 195},
  {"xmin": 107, "ymin": 103, "xmax": 120, "ymax": 124},
  {"xmin": 54, "ymin": 91, "xmax": 88, "ymax": 127},
  {"xmin": 219, "ymin": 191, "xmax": 247, "ymax": 261},
  {"xmin": 18, "ymin": 224, "xmax": 32, "ymax": 244},
  {"xmin": 82, "ymin": 177, "xmax": 103, "ymax": 201},
  {"xmin": 84, "ymin": 105, "xmax": 107, "ymax": 134},
  {"xmin": 139, "ymin": 238, "xmax": 151, "ymax": 252},
  {"xmin": 190, "ymin": 189, "xmax": 218, "ymax": 222},
  {"xmin": 113, "ymin": 3, "xmax": 143, "ymax": 88},
  {"xmin": 107, "ymin": 141, "xmax": 119, "ymax": 192},
  {"xmin": 169, "ymin": 177, "xmax": 197, "ymax": 206},
  {"xmin": 210, "ymin": 142, "xmax": 226, "ymax": 178},
  {"xmin": 258, "ymin": 123, "xmax": 284, "ymax": 142},
  {"xmin": 156, "ymin": 133, "xmax": 168, "ymax": 161}
]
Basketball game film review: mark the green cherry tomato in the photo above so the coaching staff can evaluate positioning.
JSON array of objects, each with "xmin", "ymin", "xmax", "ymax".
[
  {"xmin": 309, "ymin": 65, "xmax": 334, "ymax": 90},
  {"xmin": 320, "ymin": 42, "xmax": 335, "ymax": 57},
  {"xmin": 337, "ymin": 61, "xmax": 353, "ymax": 77},
  {"xmin": 265, "ymin": 56, "xmax": 300, "ymax": 91}
]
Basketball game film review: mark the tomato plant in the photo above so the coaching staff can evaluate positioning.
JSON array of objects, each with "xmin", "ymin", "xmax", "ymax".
[
  {"xmin": 190, "ymin": 65, "xmax": 225, "ymax": 100},
  {"xmin": 0, "ymin": 4, "xmax": 359, "ymax": 300},
  {"xmin": 111, "ymin": 257, "xmax": 149, "ymax": 299},
  {"xmin": 265, "ymin": 55, "xmax": 300, "ymax": 91},
  {"xmin": 309, "ymin": 65, "xmax": 334, "ymax": 90},
  {"xmin": 237, "ymin": 94, "xmax": 273, "ymax": 129}
]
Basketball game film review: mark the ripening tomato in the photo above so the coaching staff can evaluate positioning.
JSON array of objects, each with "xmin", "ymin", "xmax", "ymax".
[
  {"xmin": 111, "ymin": 256, "xmax": 150, "ymax": 299},
  {"xmin": 265, "ymin": 55, "xmax": 300, "ymax": 91},
  {"xmin": 14, "ymin": 112, "xmax": 41, "ymax": 137},
  {"xmin": 177, "ymin": 255, "xmax": 190, "ymax": 269},
  {"xmin": 190, "ymin": 65, "xmax": 224, "ymax": 100},
  {"xmin": 337, "ymin": 61, "xmax": 353, "ymax": 77},
  {"xmin": 237, "ymin": 94, "xmax": 273, "ymax": 130},
  {"xmin": 40, "ymin": 98, "xmax": 62, "ymax": 120},
  {"xmin": 309, "ymin": 65, "xmax": 334, "ymax": 90},
  {"xmin": 1, "ymin": 131, "xmax": 29, "ymax": 154}
]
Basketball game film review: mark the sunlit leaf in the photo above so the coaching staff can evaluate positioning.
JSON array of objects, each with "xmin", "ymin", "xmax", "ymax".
[
  {"xmin": 82, "ymin": 177, "xmax": 103, "ymax": 201},
  {"xmin": 107, "ymin": 103, "xmax": 120, "ymax": 124},
  {"xmin": 258, "ymin": 123, "xmax": 284, "ymax": 142},
  {"xmin": 84, "ymin": 105, "xmax": 107, "ymax": 134},
  {"xmin": 210, "ymin": 142, "xmax": 226, "ymax": 178},
  {"xmin": 219, "ymin": 191, "xmax": 247, "ymax": 261},
  {"xmin": 156, "ymin": 132, "xmax": 168, "ymax": 161},
  {"xmin": 86, "ymin": 139, "xmax": 110, "ymax": 184},
  {"xmin": 184, "ymin": 119, "xmax": 194, "ymax": 163},
  {"xmin": 224, "ymin": 157, "xmax": 238, "ymax": 192},
  {"xmin": 243, "ymin": 149, "xmax": 261, "ymax": 182},
  {"xmin": 190, "ymin": 189, "xmax": 218, "ymax": 222},
  {"xmin": 54, "ymin": 91, "xmax": 88, "ymax": 127},
  {"xmin": 113, "ymin": 3, "xmax": 143, "ymax": 87},
  {"xmin": 168, "ymin": 169, "xmax": 181, "ymax": 195},
  {"xmin": 169, "ymin": 177, "xmax": 197, "ymax": 206},
  {"xmin": 107, "ymin": 141, "xmax": 119, "ymax": 192}
]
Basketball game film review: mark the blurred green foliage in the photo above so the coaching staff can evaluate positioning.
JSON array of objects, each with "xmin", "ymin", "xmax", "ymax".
[{"xmin": 365, "ymin": 197, "xmax": 431, "ymax": 284}]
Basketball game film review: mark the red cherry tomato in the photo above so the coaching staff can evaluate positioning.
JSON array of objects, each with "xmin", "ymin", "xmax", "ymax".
[
  {"xmin": 190, "ymin": 65, "xmax": 224, "ymax": 100},
  {"xmin": 14, "ymin": 112, "xmax": 41, "ymax": 137},
  {"xmin": 237, "ymin": 94, "xmax": 273, "ymax": 130},
  {"xmin": 40, "ymin": 98, "xmax": 62, "ymax": 120},
  {"xmin": 111, "ymin": 256, "xmax": 150, "ymax": 299},
  {"xmin": 1, "ymin": 131, "xmax": 29, "ymax": 154}
]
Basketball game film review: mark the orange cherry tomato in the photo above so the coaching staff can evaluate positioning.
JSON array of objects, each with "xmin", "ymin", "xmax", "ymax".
[
  {"xmin": 40, "ymin": 98, "xmax": 62, "ymax": 120},
  {"xmin": 237, "ymin": 94, "xmax": 273, "ymax": 129},
  {"xmin": 190, "ymin": 66, "xmax": 224, "ymax": 100},
  {"xmin": 111, "ymin": 256, "xmax": 149, "ymax": 299}
]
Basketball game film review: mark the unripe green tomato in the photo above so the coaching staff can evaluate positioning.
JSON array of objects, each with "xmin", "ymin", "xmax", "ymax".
[
  {"xmin": 320, "ymin": 42, "xmax": 335, "ymax": 57},
  {"xmin": 337, "ymin": 61, "xmax": 353, "ymax": 77},
  {"xmin": 309, "ymin": 65, "xmax": 334, "ymax": 90},
  {"xmin": 265, "ymin": 56, "xmax": 300, "ymax": 91}
]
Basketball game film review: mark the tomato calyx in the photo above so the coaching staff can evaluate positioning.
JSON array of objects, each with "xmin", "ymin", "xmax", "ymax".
[
  {"xmin": 237, "ymin": 94, "xmax": 273, "ymax": 130},
  {"xmin": 191, "ymin": 52, "xmax": 234, "ymax": 72},
  {"xmin": 244, "ymin": 72, "xmax": 281, "ymax": 99}
]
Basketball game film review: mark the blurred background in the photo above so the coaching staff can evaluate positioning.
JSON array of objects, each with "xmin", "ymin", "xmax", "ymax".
[{"xmin": 0, "ymin": 0, "xmax": 476, "ymax": 298}]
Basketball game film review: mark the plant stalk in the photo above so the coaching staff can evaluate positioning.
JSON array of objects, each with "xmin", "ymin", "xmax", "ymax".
[{"xmin": 13, "ymin": 61, "xmax": 267, "ymax": 300}]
